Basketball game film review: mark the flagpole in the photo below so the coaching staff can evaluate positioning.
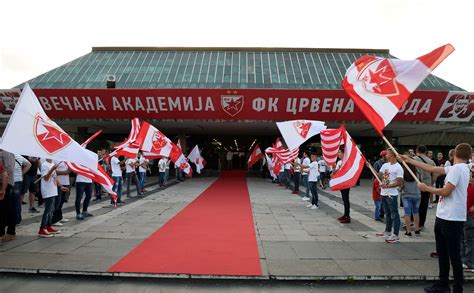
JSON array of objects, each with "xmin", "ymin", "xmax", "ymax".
[
  {"xmin": 381, "ymin": 135, "xmax": 420, "ymax": 184},
  {"xmin": 362, "ymin": 157, "xmax": 382, "ymax": 184}
]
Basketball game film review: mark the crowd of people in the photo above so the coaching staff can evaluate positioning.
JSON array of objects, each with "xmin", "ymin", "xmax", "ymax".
[
  {"xmin": 263, "ymin": 142, "xmax": 474, "ymax": 293},
  {"xmin": 0, "ymin": 148, "xmax": 172, "ymax": 240}
]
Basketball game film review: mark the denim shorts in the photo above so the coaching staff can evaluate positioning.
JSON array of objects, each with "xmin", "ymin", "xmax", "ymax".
[{"xmin": 402, "ymin": 197, "xmax": 421, "ymax": 215}]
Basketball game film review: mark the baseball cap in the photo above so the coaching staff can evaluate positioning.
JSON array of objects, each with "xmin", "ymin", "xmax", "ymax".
[{"xmin": 380, "ymin": 150, "xmax": 388, "ymax": 157}]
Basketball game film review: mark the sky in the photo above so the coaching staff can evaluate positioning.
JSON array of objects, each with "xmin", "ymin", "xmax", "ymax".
[{"xmin": 1, "ymin": 0, "xmax": 473, "ymax": 91}]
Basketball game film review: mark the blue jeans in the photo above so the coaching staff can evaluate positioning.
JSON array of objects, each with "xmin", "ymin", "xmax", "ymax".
[
  {"xmin": 138, "ymin": 171, "xmax": 146, "ymax": 191},
  {"xmin": 40, "ymin": 196, "xmax": 56, "ymax": 227},
  {"xmin": 374, "ymin": 200, "xmax": 381, "ymax": 220},
  {"xmin": 308, "ymin": 181, "xmax": 319, "ymax": 206},
  {"xmin": 12, "ymin": 181, "xmax": 23, "ymax": 225},
  {"xmin": 159, "ymin": 172, "xmax": 165, "ymax": 186},
  {"xmin": 112, "ymin": 176, "xmax": 123, "ymax": 203},
  {"xmin": 302, "ymin": 175, "xmax": 309, "ymax": 197},
  {"xmin": 75, "ymin": 182, "xmax": 92, "ymax": 215},
  {"xmin": 402, "ymin": 197, "xmax": 421, "ymax": 216},
  {"xmin": 381, "ymin": 195, "xmax": 400, "ymax": 236},
  {"xmin": 462, "ymin": 215, "xmax": 474, "ymax": 268},
  {"xmin": 284, "ymin": 169, "xmax": 291, "ymax": 189},
  {"xmin": 164, "ymin": 169, "xmax": 169, "ymax": 185}
]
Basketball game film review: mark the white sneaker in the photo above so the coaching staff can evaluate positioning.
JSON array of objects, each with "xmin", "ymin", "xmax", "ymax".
[
  {"xmin": 310, "ymin": 205, "xmax": 319, "ymax": 210},
  {"xmin": 61, "ymin": 218, "xmax": 70, "ymax": 223},
  {"xmin": 52, "ymin": 222, "xmax": 63, "ymax": 227},
  {"xmin": 385, "ymin": 234, "xmax": 400, "ymax": 243},
  {"xmin": 306, "ymin": 204, "xmax": 313, "ymax": 208},
  {"xmin": 375, "ymin": 231, "xmax": 391, "ymax": 238},
  {"xmin": 302, "ymin": 197, "xmax": 310, "ymax": 201}
]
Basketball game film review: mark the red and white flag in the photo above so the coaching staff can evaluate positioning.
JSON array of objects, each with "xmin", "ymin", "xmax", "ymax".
[
  {"xmin": 276, "ymin": 120, "xmax": 326, "ymax": 150},
  {"xmin": 342, "ymin": 44, "xmax": 454, "ymax": 135},
  {"xmin": 247, "ymin": 144, "xmax": 263, "ymax": 168},
  {"xmin": 66, "ymin": 130, "xmax": 117, "ymax": 205},
  {"xmin": 66, "ymin": 162, "xmax": 117, "ymax": 204},
  {"xmin": 329, "ymin": 127, "xmax": 365, "ymax": 191},
  {"xmin": 265, "ymin": 147, "xmax": 299, "ymax": 165},
  {"xmin": 320, "ymin": 127, "xmax": 344, "ymax": 166},
  {"xmin": 114, "ymin": 118, "xmax": 140, "ymax": 149},
  {"xmin": 175, "ymin": 154, "xmax": 193, "ymax": 177},
  {"xmin": 137, "ymin": 122, "xmax": 181, "ymax": 161},
  {"xmin": 137, "ymin": 122, "xmax": 192, "ymax": 175},
  {"xmin": 0, "ymin": 84, "xmax": 98, "ymax": 170},
  {"xmin": 188, "ymin": 145, "xmax": 205, "ymax": 174}
]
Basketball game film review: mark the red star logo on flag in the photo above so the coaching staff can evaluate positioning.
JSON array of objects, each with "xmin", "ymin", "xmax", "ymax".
[
  {"xmin": 360, "ymin": 59, "xmax": 399, "ymax": 97},
  {"xmin": 33, "ymin": 115, "xmax": 72, "ymax": 154},
  {"xmin": 293, "ymin": 121, "xmax": 312, "ymax": 139},
  {"xmin": 151, "ymin": 132, "xmax": 168, "ymax": 152}
]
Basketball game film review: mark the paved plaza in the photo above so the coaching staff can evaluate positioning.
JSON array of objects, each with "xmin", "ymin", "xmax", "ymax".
[{"xmin": 0, "ymin": 174, "xmax": 470, "ymax": 282}]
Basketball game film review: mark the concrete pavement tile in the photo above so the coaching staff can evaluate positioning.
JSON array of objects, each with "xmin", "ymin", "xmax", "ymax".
[
  {"xmin": 289, "ymin": 241, "xmax": 331, "ymax": 259},
  {"xmin": 0, "ymin": 252, "xmax": 62, "ymax": 269},
  {"xmin": 0, "ymin": 235, "xmax": 37, "ymax": 252},
  {"xmin": 259, "ymin": 235, "xmax": 287, "ymax": 241},
  {"xmin": 9, "ymin": 237, "xmax": 64, "ymax": 253},
  {"xmin": 41, "ymin": 237, "xmax": 96, "ymax": 254},
  {"xmin": 261, "ymin": 241, "xmax": 298, "ymax": 259},
  {"xmin": 401, "ymin": 259, "xmax": 439, "ymax": 276},
  {"xmin": 318, "ymin": 242, "xmax": 364, "ymax": 260},
  {"xmin": 335, "ymin": 259, "xmax": 422, "ymax": 276},
  {"xmin": 266, "ymin": 259, "xmax": 344, "ymax": 276},
  {"xmin": 85, "ymin": 238, "xmax": 144, "ymax": 249},
  {"xmin": 43, "ymin": 253, "xmax": 119, "ymax": 272},
  {"xmin": 348, "ymin": 242, "xmax": 431, "ymax": 260}
]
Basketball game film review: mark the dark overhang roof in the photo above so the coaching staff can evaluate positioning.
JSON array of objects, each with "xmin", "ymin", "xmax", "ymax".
[{"xmin": 22, "ymin": 47, "xmax": 463, "ymax": 91}]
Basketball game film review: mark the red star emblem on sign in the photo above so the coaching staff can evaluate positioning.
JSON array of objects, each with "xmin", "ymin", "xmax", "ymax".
[
  {"xmin": 221, "ymin": 95, "xmax": 244, "ymax": 117},
  {"xmin": 293, "ymin": 120, "xmax": 312, "ymax": 139},
  {"xmin": 358, "ymin": 58, "xmax": 399, "ymax": 97},
  {"xmin": 33, "ymin": 114, "xmax": 72, "ymax": 154},
  {"xmin": 151, "ymin": 131, "xmax": 168, "ymax": 153}
]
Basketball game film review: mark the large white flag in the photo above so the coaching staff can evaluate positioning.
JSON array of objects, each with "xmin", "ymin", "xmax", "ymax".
[
  {"xmin": 188, "ymin": 145, "xmax": 205, "ymax": 174},
  {"xmin": 276, "ymin": 120, "xmax": 326, "ymax": 150},
  {"xmin": 0, "ymin": 84, "xmax": 98, "ymax": 170}
]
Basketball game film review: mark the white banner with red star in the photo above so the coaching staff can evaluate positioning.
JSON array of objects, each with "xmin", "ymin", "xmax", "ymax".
[{"xmin": 0, "ymin": 84, "xmax": 98, "ymax": 170}]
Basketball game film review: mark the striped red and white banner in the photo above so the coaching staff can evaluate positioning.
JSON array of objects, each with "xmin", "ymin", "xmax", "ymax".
[
  {"xmin": 329, "ymin": 128, "xmax": 365, "ymax": 191},
  {"xmin": 320, "ymin": 127, "xmax": 344, "ymax": 166}
]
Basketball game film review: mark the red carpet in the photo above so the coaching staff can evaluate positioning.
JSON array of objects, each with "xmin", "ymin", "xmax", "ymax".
[{"xmin": 108, "ymin": 170, "xmax": 262, "ymax": 276}]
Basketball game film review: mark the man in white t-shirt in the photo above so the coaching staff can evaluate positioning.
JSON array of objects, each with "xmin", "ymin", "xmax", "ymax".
[
  {"xmin": 38, "ymin": 159, "xmax": 67, "ymax": 237},
  {"xmin": 292, "ymin": 155, "xmax": 301, "ymax": 195},
  {"xmin": 52, "ymin": 161, "xmax": 70, "ymax": 226},
  {"xmin": 300, "ymin": 152, "xmax": 311, "ymax": 201},
  {"xmin": 400, "ymin": 143, "xmax": 472, "ymax": 293},
  {"xmin": 318, "ymin": 157, "xmax": 327, "ymax": 189},
  {"xmin": 306, "ymin": 153, "xmax": 320, "ymax": 210},
  {"xmin": 110, "ymin": 155, "xmax": 125, "ymax": 204},
  {"xmin": 158, "ymin": 157, "xmax": 167, "ymax": 187},
  {"xmin": 125, "ymin": 156, "xmax": 141, "ymax": 198},
  {"xmin": 376, "ymin": 148, "xmax": 404, "ymax": 243},
  {"xmin": 137, "ymin": 152, "xmax": 149, "ymax": 193}
]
